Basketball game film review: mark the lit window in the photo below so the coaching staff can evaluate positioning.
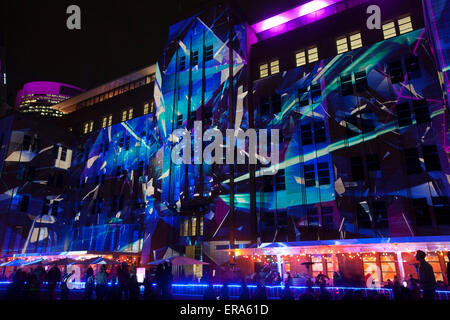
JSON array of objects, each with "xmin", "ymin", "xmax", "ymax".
[
  {"xmin": 143, "ymin": 103, "xmax": 150, "ymax": 115},
  {"xmin": 350, "ymin": 33, "xmax": 363, "ymax": 50},
  {"xmin": 398, "ymin": 16, "xmax": 413, "ymax": 34},
  {"xmin": 307, "ymin": 47, "xmax": 319, "ymax": 63},
  {"xmin": 122, "ymin": 110, "xmax": 128, "ymax": 122},
  {"xmin": 191, "ymin": 217, "xmax": 197, "ymax": 236},
  {"xmin": 205, "ymin": 45, "xmax": 214, "ymax": 61},
  {"xmin": 296, "ymin": 50, "xmax": 306, "ymax": 67},
  {"xmin": 382, "ymin": 22, "xmax": 397, "ymax": 39},
  {"xmin": 122, "ymin": 108, "xmax": 134, "ymax": 122},
  {"xmin": 102, "ymin": 115, "xmax": 113, "ymax": 128},
  {"xmin": 260, "ymin": 63, "xmax": 269, "ymax": 78},
  {"xmin": 83, "ymin": 121, "xmax": 94, "ymax": 134},
  {"xmin": 336, "ymin": 37, "xmax": 349, "ymax": 54},
  {"xmin": 270, "ymin": 59, "xmax": 280, "ymax": 75}
]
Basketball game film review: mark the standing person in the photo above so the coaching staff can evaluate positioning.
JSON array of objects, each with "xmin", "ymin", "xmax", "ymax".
[
  {"xmin": 118, "ymin": 262, "xmax": 130, "ymax": 300},
  {"xmin": 219, "ymin": 281, "xmax": 229, "ymax": 301},
  {"xmin": 84, "ymin": 267, "xmax": 95, "ymax": 300},
  {"xmin": 203, "ymin": 283, "xmax": 217, "ymax": 300},
  {"xmin": 285, "ymin": 272, "xmax": 293, "ymax": 287},
  {"xmin": 416, "ymin": 250, "xmax": 436, "ymax": 300},
  {"xmin": 239, "ymin": 280, "xmax": 250, "ymax": 300},
  {"xmin": 143, "ymin": 270, "xmax": 156, "ymax": 300},
  {"xmin": 161, "ymin": 261, "xmax": 173, "ymax": 299},
  {"xmin": 447, "ymin": 252, "xmax": 450, "ymax": 288},
  {"xmin": 128, "ymin": 274, "xmax": 140, "ymax": 300},
  {"xmin": 46, "ymin": 264, "xmax": 61, "ymax": 300},
  {"xmin": 61, "ymin": 270, "xmax": 75, "ymax": 300},
  {"xmin": 95, "ymin": 265, "xmax": 109, "ymax": 301},
  {"xmin": 155, "ymin": 264, "xmax": 164, "ymax": 299}
]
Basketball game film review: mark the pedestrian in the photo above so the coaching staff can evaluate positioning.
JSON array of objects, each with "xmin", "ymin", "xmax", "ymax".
[
  {"xmin": 416, "ymin": 250, "xmax": 436, "ymax": 300},
  {"xmin": 253, "ymin": 284, "xmax": 267, "ymax": 300},
  {"xmin": 239, "ymin": 280, "xmax": 250, "ymax": 300},
  {"xmin": 84, "ymin": 267, "xmax": 95, "ymax": 300},
  {"xmin": 95, "ymin": 265, "xmax": 109, "ymax": 301},
  {"xmin": 203, "ymin": 283, "xmax": 216, "ymax": 300},
  {"xmin": 118, "ymin": 262, "xmax": 130, "ymax": 300},
  {"xmin": 280, "ymin": 284, "xmax": 295, "ymax": 300},
  {"xmin": 46, "ymin": 264, "xmax": 61, "ymax": 300},
  {"xmin": 128, "ymin": 274, "xmax": 140, "ymax": 300},
  {"xmin": 219, "ymin": 281, "xmax": 229, "ymax": 301}
]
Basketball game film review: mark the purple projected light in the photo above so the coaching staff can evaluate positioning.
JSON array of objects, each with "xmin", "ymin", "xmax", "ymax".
[{"xmin": 251, "ymin": 0, "xmax": 341, "ymax": 34}]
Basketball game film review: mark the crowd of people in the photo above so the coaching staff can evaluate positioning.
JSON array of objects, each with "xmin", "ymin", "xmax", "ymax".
[{"xmin": 1, "ymin": 251, "xmax": 449, "ymax": 300}]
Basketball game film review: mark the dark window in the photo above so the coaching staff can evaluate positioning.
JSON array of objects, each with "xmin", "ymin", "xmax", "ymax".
[
  {"xmin": 176, "ymin": 114, "xmax": 183, "ymax": 128},
  {"xmin": 42, "ymin": 199, "xmax": 50, "ymax": 215},
  {"xmin": 301, "ymin": 124, "xmax": 313, "ymax": 146},
  {"xmin": 340, "ymin": 74, "xmax": 353, "ymax": 96},
  {"xmin": 277, "ymin": 210, "xmax": 288, "ymax": 228},
  {"xmin": 314, "ymin": 121, "xmax": 326, "ymax": 143},
  {"xmin": 351, "ymin": 157, "xmax": 365, "ymax": 181},
  {"xmin": 307, "ymin": 207, "xmax": 319, "ymax": 227},
  {"xmin": 310, "ymin": 84, "xmax": 321, "ymax": 101},
  {"xmin": 205, "ymin": 45, "xmax": 214, "ymax": 61},
  {"xmin": 413, "ymin": 198, "xmax": 431, "ymax": 226},
  {"xmin": 396, "ymin": 103, "xmax": 412, "ymax": 127},
  {"xmin": 60, "ymin": 147, "xmax": 68, "ymax": 162},
  {"xmin": 51, "ymin": 201, "xmax": 59, "ymax": 217},
  {"xmin": 317, "ymin": 162, "xmax": 330, "ymax": 186},
  {"xmin": 272, "ymin": 94, "xmax": 282, "ymax": 114},
  {"xmin": 422, "ymin": 145, "xmax": 441, "ymax": 172},
  {"xmin": 52, "ymin": 145, "xmax": 59, "ymax": 159},
  {"xmin": 413, "ymin": 100, "xmax": 430, "ymax": 124},
  {"xmin": 366, "ymin": 154, "xmax": 380, "ymax": 171},
  {"xmin": 404, "ymin": 148, "xmax": 422, "ymax": 174},
  {"xmin": 26, "ymin": 167, "xmax": 35, "ymax": 182},
  {"xmin": 304, "ymin": 164, "xmax": 316, "ymax": 187},
  {"xmin": 432, "ymin": 197, "xmax": 450, "ymax": 225},
  {"xmin": 179, "ymin": 56, "xmax": 186, "ymax": 71},
  {"xmin": 20, "ymin": 196, "xmax": 30, "ymax": 212},
  {"xmin": 23, "ymin": 135, "xmax": 31, "ymax": 151},
  {"xmin": 276, "ymin": 169, "xmax": 286, "ymax": 191},
  {"xmin": 298, "ymin": 87, "xmax": 309, "ymax": 106},
  {"xmin": 355, "ymin": 70, "xmax": 368, "ymax": 91},
  {"xmin": 357, "ymin": 203, "xmax": 372, "ymax": 229},
  {"xmin": 192, "ymin": 51, "xmax": 199, "ymax": 66},
  {"xmin": 125, "ymin": 136, "xmax": 131, "ymax": 151},
  {"xmin": 406, "ymin": 56, "xmax": 421, "ymax": 79},
  {"xmin": 373, "ymin": 201, "xmax": 388, "ymax": 229},
  {"xmin": 263, "ymin": 175, "xmax": 273, "ymax": 192},
  {"xmin": 388, "ymin": 61, "xmax": 404, "ymax": 84},
  {"xmin": 322, "ymin": 206, "xmax": 334, "ymax": 229},
  {"xmin": 56, "ymin": 173, "xmax": 64, "ymax": 188}
]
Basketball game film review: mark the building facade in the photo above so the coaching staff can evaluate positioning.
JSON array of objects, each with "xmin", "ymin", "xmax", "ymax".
[
  {"xmin": 0, "ymin": 0, "xmax": 449, "ymax": 286},
  {"xmin": 15, "ymin": 81, "xmax": 84, "ymax": 118}
]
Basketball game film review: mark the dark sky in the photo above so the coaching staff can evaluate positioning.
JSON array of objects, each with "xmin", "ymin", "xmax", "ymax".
[{"xmin": 1, "ymin": 0, "xmax": 304, "ymax": 105}]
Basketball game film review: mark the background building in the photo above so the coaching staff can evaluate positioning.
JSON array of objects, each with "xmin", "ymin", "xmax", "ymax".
[{"xmin": 15, "ymin": 81, "xmax": 84, "ymax": 118}]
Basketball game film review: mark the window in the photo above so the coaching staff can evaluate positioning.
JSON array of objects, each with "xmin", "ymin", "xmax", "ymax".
[
  {"xmin": 205, "ymin": 45, "xmax": 214, "ymax": 61},
  {"xmin": 366, "ymin": 154, "xmax": 380, "ymax": 172},
  {"xmin": 272, "ymin": 94, "xmax": 282, "ymax": 114},
  {"xmin": 259, "ymin": 63, "xmax": 269, "ymax": 78},
  {"xmin": 398, "ymin": 16, "xmax": 413, "ymax": 34},
  {"xmin": 304, "ymin": 164, "xmax": 316, "ymax": 188},
  {"xmin": 413, "ymin": 198, "xmax": 431, "ymax": 226},
  {"xmin": 307, "ymin": 207, "xmax": 319, "ymax": 227},
  {"xmin": 102, "ymin": 115, "xmax": 113, "ymax": 128},
  {"xmin": 413, "ymin": 100, "xmax": 430, "ymax": 124},
  {"xmin": 351, "ymin": 157, "xmax": 365, "ymax": 181},
  {"xmin": 301, "ymin": 124, "xmax": 313, "ymax": 146},
  {"xmin": 336, "ymin": 37, "xmax": 349, "ymax": 54},
  {"xmin": 322, "ymin": 207, "xmax": 334, "ymax": 229},
  {"xmin": 373, "ymin": 201, "xmax": 388, "ymax": 229},
  {"xmin": 83, "ymin": 121, "xmax": 94, "ymax": 134},
  {"xmin": 270, "ymin": 59, "xmax": 280, "ymax": 75},
  {"xmin": 179, "ymin": 55, "xmax": 186, "ymax": 71},
  {"xmin": 388, "ymin": 61, "xmax": 404, "ymax": 83},
  {"xmin": 432, "ymin": 197, "xmax": 450, "ymax": 225},
  {"xmin": 295, "ymin": 50, "xmax": 306, "ymax": 67},
  {"xmin": 355, "ymin": 70, "xmax": 368, "ymax": 91},
  {"xmin": 310, "ymin": 84, "xmax": 321, "ymax": 100},
  {"xmin": 349, "ymin": 33, "xmax": 363, "ymax": 50},
  {"xmin": 60, "ymin": 147, "xmax": 68, "ymax": 162},
  {"xmin": 382, "ymin": 21, "xmax": 397, "ymax": 39},
  {"xmin": 307, "ymin": 47, "xmax": 319, "ymax": 63},
  {"xmin": 396, "ymin": 103, "xmax": 412, "ymax": 127},
  {"xmin": 176, "ymin": 114, "xmax": 183, "ymax": 128},
  {"xmin": 191, "ymin": 217, "xmax": 197, "ymax": 237},
  {"xmin": 406, "ymin": 56, "xmax": 421, "ymax": 79},
  {"xmin": 340, "ymin": 74, "xmax": 353, "ymax": 96},
  {"xmin": 314, "ymin": 121, "xmax": 326, "ymax": 143},
  {"xmin": 20, "ymin": 196, "xmax": 30, "ymax": 212},
  {"xmin": 318, "ymin": 162, "xmax": 330, "ymax": 186},
  {"xmin": 380, "ymin": 253, "xmax": 397, "ymax": 282},
  {"xmin": 122, "ymin": 108, "xmax": 134, "ymax": 122},
  {"xmin": 143, "ymin": 102, "xmax": 152, "ymax": 115},
  {"xmin": 276, "ymin": 169, "xmax": 286, "ymax": 191},
  {"xmin": 298, "ymin": 87, "xmax": 309, "ymax": 106},
  {"xmin": 192, "ymin": 51, "xmax": 199, "ymax": 66},
  {"xmin": 422, "ymin": 145, "xmax": 441, "ymax": 172},
  {"xmin": 357, "ymin": 203, "xmax": 372, "ymax": 229},
  {"xmin": 404, "ymin": 148, "xmax": 422, "ymax": 174}
]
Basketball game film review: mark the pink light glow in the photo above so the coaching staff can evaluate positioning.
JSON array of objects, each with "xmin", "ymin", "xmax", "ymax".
[{"xmin": 251, "ymin": 0, "xmax": 341, "ymax": 34}]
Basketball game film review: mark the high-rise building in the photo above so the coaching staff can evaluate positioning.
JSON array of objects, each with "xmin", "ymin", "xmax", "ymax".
[
  {"xmin": 0, "ymin": 0, "xmax": 449, "ymax": 288},
  {"xmin": 15, "ymin": 81, "xmax": 85, "ymax": 118}
]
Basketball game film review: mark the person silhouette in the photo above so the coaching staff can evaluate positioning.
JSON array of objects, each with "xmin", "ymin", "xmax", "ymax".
[{"xmin": 416, "ymin": 250, "xmax": 436, "ymax": 300}]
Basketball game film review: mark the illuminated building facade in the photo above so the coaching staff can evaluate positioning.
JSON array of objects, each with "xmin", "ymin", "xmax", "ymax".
[
  {"xmin": 15, "ymin": 81, "xmax": 84, "ymax": 118},
  {"xmin": 0, "ymin": 0, "xmax": 449, "ymax": 287}
]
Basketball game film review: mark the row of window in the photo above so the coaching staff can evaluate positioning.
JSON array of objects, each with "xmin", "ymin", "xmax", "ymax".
[
  {"xmin": 82, "ymin": 102, "xmax": 154, "ymax": 134},
  {"xmin": 77, "ymin": 74, "xmax": 155, "ymax": 109},
  {"xmin": 259, "ymin": 15, "xmax": 414, "ymax": 79},
  {"xmin": 180, "ymin": 217, "xmax": 205, "ymax": 237},
  {"xmin": 178, "ymin": 45, "xmax": 214, "ymax": 71}
]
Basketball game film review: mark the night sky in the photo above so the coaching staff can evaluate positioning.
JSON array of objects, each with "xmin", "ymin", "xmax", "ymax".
[{"xmin": 1, "ymin": 0, "xmax": 305, "ymax": 105}]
